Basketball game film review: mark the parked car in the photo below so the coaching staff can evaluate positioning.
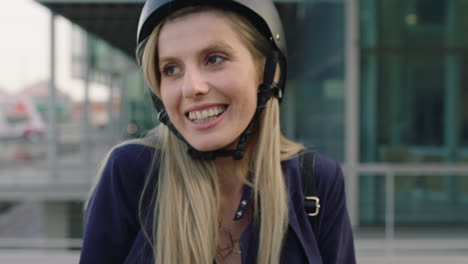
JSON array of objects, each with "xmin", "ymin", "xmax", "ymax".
[{"xmin": 0, "ymin": 96, "xmax": 47, "ymax": 141}]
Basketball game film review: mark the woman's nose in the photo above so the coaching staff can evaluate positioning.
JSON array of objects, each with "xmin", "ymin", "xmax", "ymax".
[{"xmin": 182, "ymin": 66, "xmax": 209, "ymax": 98}]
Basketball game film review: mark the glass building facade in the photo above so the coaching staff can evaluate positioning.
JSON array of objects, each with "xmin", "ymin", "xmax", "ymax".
[
  {"xmin": 359, "ymin": 0, "xmax": 468, "ymax": 225},
  {"xmin": 275, "ymin": 1, "xmax": 346, "ymax": 161}
]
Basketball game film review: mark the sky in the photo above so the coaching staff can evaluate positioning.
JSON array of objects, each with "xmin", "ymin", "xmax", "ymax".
[{"xmin": 0, "ymin": 0, "xmax": 109, "ymax": 101}]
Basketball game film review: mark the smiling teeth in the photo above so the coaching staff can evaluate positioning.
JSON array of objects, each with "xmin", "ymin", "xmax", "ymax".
[{"xmin": 188, "ymin": 106, "xmax": 226, "ymax": 122}]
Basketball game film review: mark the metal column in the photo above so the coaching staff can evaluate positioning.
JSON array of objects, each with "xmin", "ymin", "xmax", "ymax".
[
  {"xmin": 48, "ymin": 12, "xmax": 58, "ymax": 179},
  {"xmin": 345, "ymin": 0, "xmax": 360, "ymax": 227},
  {"xmin": 444, "ymin": 0, "xmax": 460, "ymax": 202},
  {"xmin": 107, "ymin": 72, "xmax": 117, "ymax": 146},
  {"xmin": 81, "ymin": 33, "xmax": 92, "ymax": 179}
]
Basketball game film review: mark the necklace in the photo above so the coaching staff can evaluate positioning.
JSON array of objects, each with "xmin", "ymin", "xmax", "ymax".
[
  {"xmin": 216, "ymin": 200, "xmax": 251, "ymax": 259},
  {"xmin": 217, "ymin": 230, "xmax": 242, "ymax": 258},
  {"xmin": 217, "ymin": 222, "xmax": 242, "ymax": 259}
]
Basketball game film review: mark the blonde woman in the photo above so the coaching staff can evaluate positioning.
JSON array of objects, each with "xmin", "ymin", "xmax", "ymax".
[{"xmin": 80, "ymin": 0, "xmax": 355, "ymax": 263}]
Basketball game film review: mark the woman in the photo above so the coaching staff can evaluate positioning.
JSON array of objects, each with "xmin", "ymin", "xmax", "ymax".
[{"xmin": 80, "ymin": 0, "xmax": 356, "ymax": 263}]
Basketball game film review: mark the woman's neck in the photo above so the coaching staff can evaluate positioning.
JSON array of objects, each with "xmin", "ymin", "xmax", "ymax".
[
  {"xmin": 214, "ymin": 131, "xmax": 257, "ymax": 196},
  {"xmin": 214, "ymin": 152, "xmax": 251, "ymax": 199}
]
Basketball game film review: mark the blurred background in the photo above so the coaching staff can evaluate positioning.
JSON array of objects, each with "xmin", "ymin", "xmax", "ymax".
[{"xmin": 0, "ymin": 0, "xmax": 467, "ymax": 263}]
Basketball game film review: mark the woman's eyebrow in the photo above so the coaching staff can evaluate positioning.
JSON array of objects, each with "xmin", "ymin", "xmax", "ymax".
[
  {"xmin": 158, "ymin": 55, "xmax": 178, "ymax": 67},
  {"xmin": 159, "ymin": 41, "xmax": 235, "ymax": 63},
  {"xmin": 199, "ymin": 41, "xmax": 235, "ymax": 55}
]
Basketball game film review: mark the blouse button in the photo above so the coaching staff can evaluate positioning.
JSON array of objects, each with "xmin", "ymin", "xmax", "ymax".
[
  {"xmin": 240, "ymin": 200, "xmax": 247, "ymax": 207},
  {"xmin": 236, "ymin": 211, "xmax": 243, "ymax": 218}
]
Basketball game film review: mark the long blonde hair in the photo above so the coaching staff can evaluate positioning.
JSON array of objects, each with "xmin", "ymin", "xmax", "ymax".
[{"xmin": 139, "ymin": 7, "xmax": 303, "ymax": 264}]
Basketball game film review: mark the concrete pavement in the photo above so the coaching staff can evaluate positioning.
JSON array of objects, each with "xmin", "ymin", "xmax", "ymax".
[{"xmin": 0, "ymin": 247, "xmax": 468, "ymax": 264}]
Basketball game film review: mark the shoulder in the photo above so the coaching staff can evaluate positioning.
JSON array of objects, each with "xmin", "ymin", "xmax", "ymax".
[
  {"xmin": 314, "ymin": 152, "xmax": 343, "ymax": 186},
  {"xmin": 105, "ymin": 131, "xmax": 162, "ymax": 171},
  {"xmin": 102, "ymin": 142, "xmax": 160, "ymax": 194},
  {"xmin": 91, "ymin": 141, "xmax": 160, "ymax": 204},
  {"xmin": 282, "ymin": 151, "xmax": 345, "ymax": 202},
  {"xmin": 284, "ymin": 151, "xmax": 342, "ymax": 182},
  {"xmin": 307, "ymin": 153, "xmax": 356, "ymax": 261},
  {"xmin": 300, "ymin": 151, "xmax": 345, "ymax": 199},
  {"xmin": 108, "ymin": 141, "xmax": 158, "ymax": 167},
  {"xmin": 87, "ymin": 141, "xmax": 161, "ymax": 220},
  {"xmin": 81, "ymin": 142, "xmax": 160, "ymax": 262},
  {"xmin": 283, "ymin": 152, "xmax": 356, "ymax": 261}
]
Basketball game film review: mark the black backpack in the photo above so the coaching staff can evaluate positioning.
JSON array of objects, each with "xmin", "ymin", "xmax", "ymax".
[{"xmin": 299, "ymin": 152, "xmax": 320, "ymax": 236}]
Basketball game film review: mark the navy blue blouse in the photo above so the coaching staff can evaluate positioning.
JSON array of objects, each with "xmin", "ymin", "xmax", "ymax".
[{"xmin": 80, "ymin": 144, "xmax": 356, "ymax": 263}]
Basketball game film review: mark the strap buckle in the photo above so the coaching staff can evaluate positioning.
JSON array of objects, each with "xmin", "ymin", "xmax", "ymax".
[{"xmin": 305, "ymin": 196, "xmax": 320, "ymax": 216}]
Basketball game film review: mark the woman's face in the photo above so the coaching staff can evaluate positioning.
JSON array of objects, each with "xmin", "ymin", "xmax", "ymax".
[{"xmin": 157, "ymin": 10, "xmax": 260, "ymax": 151}]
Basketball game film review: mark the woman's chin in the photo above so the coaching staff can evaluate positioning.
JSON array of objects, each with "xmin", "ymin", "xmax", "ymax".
[
  {"xmin": 190, "ymin": 144, "xmax": 227, "ymax": 152},
  {"xmin": 188, "ymin": 139, "xmax": 238, "ymax": 153}
]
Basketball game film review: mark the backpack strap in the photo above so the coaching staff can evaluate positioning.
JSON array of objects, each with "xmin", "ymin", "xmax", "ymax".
[{"xmin": 299, "ymin": 151, "xmax": 320, "ymax": 236}]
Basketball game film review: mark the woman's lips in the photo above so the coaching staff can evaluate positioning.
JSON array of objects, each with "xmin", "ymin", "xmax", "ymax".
[
  {"xmin": 185, "ymin": 104, "xmax": 228, "ymax": 130},
  {"xmin": 187, "ymin": 105, "xmax": 226, "ymax": 122}
]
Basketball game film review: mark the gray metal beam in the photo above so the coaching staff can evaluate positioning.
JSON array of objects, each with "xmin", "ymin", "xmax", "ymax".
[
  {"xmin": 345, "ymin": 0, "xmax": 360, "ymax": 227},
  {"xmin": 81, "ymin": 33, "xmax": 92, "ymax": 180},
  {"xmin": 0, "ymin": 185, "xmax": 90, "ymax": 201},
  {"xmin": 48, "ymin": 13, "xmax": 58, "ymax": 180}
]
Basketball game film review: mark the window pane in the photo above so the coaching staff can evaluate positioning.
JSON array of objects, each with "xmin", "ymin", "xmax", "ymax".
[
  {"xmin": 360, "ymin": 0, "xmax": 468, "ymax": 163},
  {"xmin": 461, "ymin": 55, "xmax": 468, "ymax": 148},
  {"xmin": 277, "ymin": 1, "xmax": 345, "ymax": 160},
  {"xmin": 359, "ymin": 174, "xmax": 468, "ymax": 225},
  {"xmin": 395, "ymin": 175, "xmax": 468, "ymax": 223}
]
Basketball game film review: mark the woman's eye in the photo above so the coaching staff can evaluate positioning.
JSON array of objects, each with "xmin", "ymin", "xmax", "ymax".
[
  {"xmin": 207, "ymin": 55, "xmax": 225, "ymax": 65},
  {"xmin": 162, "ymin": 65, "xmax": 180, "ymax": 76}
]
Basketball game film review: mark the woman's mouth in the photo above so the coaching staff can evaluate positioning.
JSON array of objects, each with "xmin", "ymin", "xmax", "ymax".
[{"xmin": 187, "ymin": 105, "xmax": 227, "ymax": 124}]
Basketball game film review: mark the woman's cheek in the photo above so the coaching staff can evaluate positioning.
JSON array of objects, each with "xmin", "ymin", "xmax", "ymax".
[
  {"xmin": 160, "ymin": 84, "xmax": 174, "ymax": 106},
  {"xmin": 161, "ymin": 86, "xmax": 182, "ymax": 123}
]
